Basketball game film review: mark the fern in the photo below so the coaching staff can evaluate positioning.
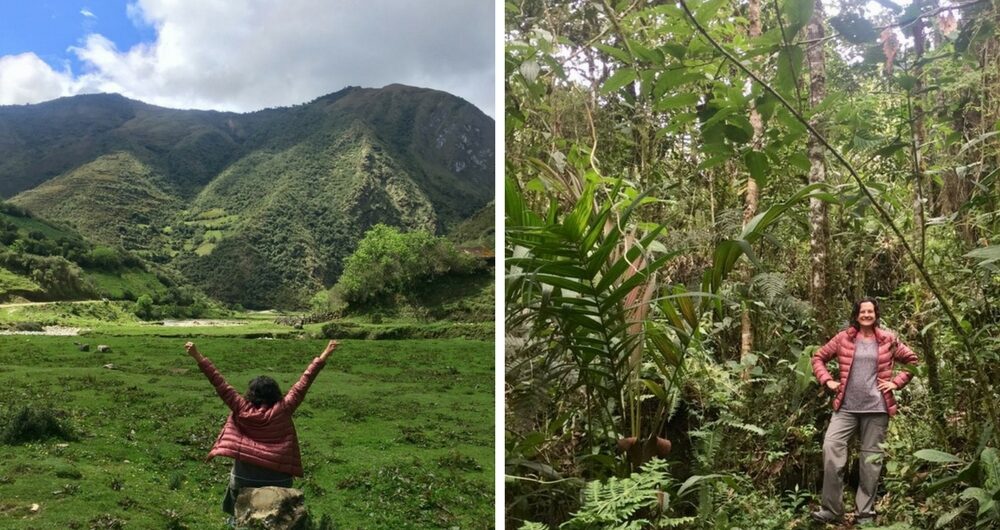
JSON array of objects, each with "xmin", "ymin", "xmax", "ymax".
[
  {"xmin": 717, "ymin": 415, "xmax": 766, "ymax": 436},
  {"xmin": 559, "ymin": 459, "xmax": 705, "ymax": 530},
  {"xmin": 714, "ymin": 208, "xmax": 744, "ymax": 239},
  {"xmin": 750, "ymin": 272, "xmax": 787, "ymax": 304}
]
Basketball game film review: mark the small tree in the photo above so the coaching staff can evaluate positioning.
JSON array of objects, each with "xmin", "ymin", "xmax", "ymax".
[
  {"xmin": 134, "ymin": 294, "xmax": 155, "ymax": 320},
  {"xmin": 334, "ymin": 224, "xmax": 472, "ymax": 305}
]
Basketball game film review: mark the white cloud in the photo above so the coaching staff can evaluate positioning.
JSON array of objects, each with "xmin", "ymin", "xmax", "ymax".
[
  {"xmin": 0, "ymin": 0, "xmax": 494, "ymax": 116},
  {"xmin": 81, "ymin": 8, "xmax": 97, "ymax": 19},
  {"xmin": 0, "ymin": 53, "xmax": 76, "ymax": 105}
]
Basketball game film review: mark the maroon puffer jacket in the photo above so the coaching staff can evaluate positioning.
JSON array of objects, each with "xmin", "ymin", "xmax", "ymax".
[
  {"xmin": 812, "ymin": 326, "xmax": 918, "ymax": 417},
  {"xmin": 197, "ymin": 356, "xmax": 326, "ymax": 476}
]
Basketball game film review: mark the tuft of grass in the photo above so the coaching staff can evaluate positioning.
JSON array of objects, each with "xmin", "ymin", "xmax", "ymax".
[
  {"xmin": 88, "ymin": 513, "xmax": 126, "ymax": 529},
  {"xmin": 0, "ymin": 405, "xmax": 78, "ymax": 445},
  {"xmin": 437, "ymin": 450, "xmax": 483, "ymax": 472},
  {"xmin": 55, "ymin": 467, "xmax": 83, "ymax": 480}
]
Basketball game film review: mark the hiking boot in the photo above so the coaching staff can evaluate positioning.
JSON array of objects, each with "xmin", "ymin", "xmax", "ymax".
[
  {"xmin": 855, "ymin": 513, "xmax": 876, "ymax": 526},
  {"xmin": 810, "ymin": 509, "xmax": 841, "ymax": 524}
]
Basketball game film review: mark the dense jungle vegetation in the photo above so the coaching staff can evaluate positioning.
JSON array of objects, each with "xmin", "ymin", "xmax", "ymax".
[{"xmin": 504, "ymin": 0, "xmax": 999, "ymax": 528}]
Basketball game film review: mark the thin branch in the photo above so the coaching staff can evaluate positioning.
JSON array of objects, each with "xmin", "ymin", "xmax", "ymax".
[
  {"xmin": 771, "ymin": 0, "xmax": 805, "ymax": 110},
  {"xmin": 795, "ymin": 0, "xmax": 989, "ymax": 46},
  {"xmin": 558, "ymin": 0, "xmax": 643, "ymax": 67}
]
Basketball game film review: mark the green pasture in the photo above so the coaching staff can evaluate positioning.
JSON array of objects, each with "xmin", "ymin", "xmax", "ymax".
[{"xmin": 0, "ymin": 335, "xmax": 493, "ymax": 529}]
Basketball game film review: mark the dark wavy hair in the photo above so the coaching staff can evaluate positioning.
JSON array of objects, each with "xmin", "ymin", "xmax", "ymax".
[
  {"xmin": 246, "ymin": 376, "xmax": 282, "ymax": 408},
  {"xmin": 850, "ymin": 297, "xmax": 881, "ymax": 331}
]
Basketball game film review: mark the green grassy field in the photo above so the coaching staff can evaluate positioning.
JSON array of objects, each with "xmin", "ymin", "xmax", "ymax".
[{"xmin": 0, "ymin": 334, "xmax": 493, "ymax": 529}]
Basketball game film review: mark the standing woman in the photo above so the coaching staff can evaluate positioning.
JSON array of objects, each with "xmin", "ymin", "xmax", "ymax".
[
  {"xmin": 810, "ymin": 298, "xmax": 918, "ymax": 525},
  {"xmin": 184, "ymin": 339, "xmax": 338, "ymax": 521}
]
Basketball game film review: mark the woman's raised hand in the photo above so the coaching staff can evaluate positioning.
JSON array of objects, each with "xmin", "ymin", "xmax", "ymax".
[
  {"xmin": 319, "ymin": 340, "xmax": 339, "ymax": 361},
  {"xmin": 184, "ymin": 341, "xmax": 203, "ymax": 360}
]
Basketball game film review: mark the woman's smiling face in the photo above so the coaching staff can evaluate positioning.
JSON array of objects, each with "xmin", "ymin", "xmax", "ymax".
[{"xmin": 857, "ymin": 301, "xmax": 877, "ymax": 329}]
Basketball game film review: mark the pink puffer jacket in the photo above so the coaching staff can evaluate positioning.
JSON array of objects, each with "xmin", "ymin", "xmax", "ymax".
[
  {"xmin": 197, "ymin": 356, "xmax": 326, "ymax": 476},
  {"xmin": 812, "ymin": 326, "xmax": 918, "ymax": 417}
]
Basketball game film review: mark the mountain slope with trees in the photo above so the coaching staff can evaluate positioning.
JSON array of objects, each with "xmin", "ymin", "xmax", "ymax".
[{"xmin": 0, "ymin": 85, "xmax": 494, "ymax": 308}]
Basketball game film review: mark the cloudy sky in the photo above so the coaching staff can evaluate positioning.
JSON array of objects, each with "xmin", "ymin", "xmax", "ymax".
[{"xmin": 0, "ymin": 1, "xmax": 494, "ymax": 116}]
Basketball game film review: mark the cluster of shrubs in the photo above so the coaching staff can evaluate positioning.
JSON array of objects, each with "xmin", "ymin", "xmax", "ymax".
[
  {"xmin": 0, "ymin": 214, "xmax": 139, "ymax": 272},
  {"xmin": 329, "ymin": 224, "xmax": 484, "ymax": 307},
  {"xmin": 320, "ymin": 320, "xmax": 491, "ymax": 341},
  {"xmin": 133, "ymin": 290, "xmax": 211, "ymax": 321}
]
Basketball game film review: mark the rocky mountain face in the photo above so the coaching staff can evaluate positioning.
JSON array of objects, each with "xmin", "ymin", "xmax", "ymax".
[{"xmin": 0, "ymin": 86, "xmax": 494, "ymax": 308}]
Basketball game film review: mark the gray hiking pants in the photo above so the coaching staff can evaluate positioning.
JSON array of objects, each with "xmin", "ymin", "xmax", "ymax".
[{"xmin": 821, "ymin": 411, "xmax": 889, "ymax": 517}]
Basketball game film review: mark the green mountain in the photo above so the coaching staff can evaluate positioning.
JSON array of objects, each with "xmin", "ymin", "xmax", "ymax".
[
  {"xmin": 0, "ymin": 85, "xmax": 494, "ymax": 308},
  {"xmin": 0, "ymin": 203, "xmax": 174, "ymax": 304}
]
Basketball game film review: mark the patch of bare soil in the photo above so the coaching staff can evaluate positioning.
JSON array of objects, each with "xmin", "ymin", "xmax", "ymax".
[
  {"xmin": 160, "ymin": 319, "xmax": 247, "ymax": 327},
  {"xmin": 0, "ymin": 326, "xmax": 83, "ymax": 336}
]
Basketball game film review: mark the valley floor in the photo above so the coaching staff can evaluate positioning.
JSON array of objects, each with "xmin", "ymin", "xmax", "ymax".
[{"xmin": 0, "ymin": 330, "xmax": 494, "ymax": 529}]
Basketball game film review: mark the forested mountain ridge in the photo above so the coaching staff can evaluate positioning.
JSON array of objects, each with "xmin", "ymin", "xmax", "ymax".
[{"xmin": 0, "ymin": 85, "xmax": 494, "ymax": 308}]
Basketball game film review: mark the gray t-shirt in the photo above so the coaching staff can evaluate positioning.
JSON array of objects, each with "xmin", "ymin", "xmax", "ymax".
[{"xmin": 841, "ymin": 337, "xmax": 887, "ymax": 413}]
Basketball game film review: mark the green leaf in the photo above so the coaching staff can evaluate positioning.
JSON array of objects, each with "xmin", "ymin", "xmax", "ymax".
[
  {"xmin": 593, "ymin": 43, "xmax": 632, "ymax": 64},
  {"xmin": 677, "ymin": 474, "xmax": 725, "ymax": 498},
  {"xmin": 675, "ymin": 290, "xmax": 699, "ymax": 328},
  {"xmin": 777, "ymin": 107, "xmax": 807, "ymax": 136},
  {"xmin": 661, "ymin": 43, "xmax": 688, "ymax": 60},
  {"xmin": 724, "ymin": 123, "xmax": 752, "ymax": 144},
  {"xmin": 695, "ymin": 0, "xmax": 729, "ymax": 24},
  {"xmin": 659, "ymin": 112, "xmax": 699, "ymax": 135},
  {"xmin": 981, "ymin": 447, "xmax": 1000, "ymax": 490},
  {"xmin": 650, "ymin": 332, "xmax": 683, "ymax": 367},
  {"xmin": 775, "ymin": 46, "xmax": 804, "ymax": 99},
  {"xmin": 958, "ymin": 131, "xmax": 1000, "ymax": 155},
  {"xmin": 654, "ymin": 71, "xmax": 704, "ymax": 98},
  {"xmin": 743, "ymin": 151, "xmax": 771, "ymax": 182},
  {"xmin": 699, "ymin": 105, "xmax": 736, "ymax": 130},
  {"xmin": 787, "ymin": 152, "xmax": 811, "ymax": 172},
  {"xmin": 639, "ymin": 69, "xmax": 656, "ymax": 99},
  {"xmin": 697, "ymin": 153, "xmax": 732, "ymax": 170},
  {"xmin": 875, "ymin": 140, "xmax": 908, "ymax": 158},
  {"xmin": 782, "ymin": 0, "xmax": 815, "ymax": 36},
  {"xmin": 519, "ymin": 60, "xmax": 541, "ymax": 83},
  {"xmin": 914, "ymin": 449, "xmax": 962, "ymax": 463},
  {"xmin": 964, "ymin": 245, "xmax": 1000, "ymax": 266},
  {"xmin": 829, "ymin": 13, "xmax": 878, "ymax": 44},
  {"xmin": 925, "ymin": 474, "xmax": 962, "ymax": 495},
  {"xmin": 656, "ymin": 92, "xmax": 700, "ymax": 111},
  {"xmin": 935, "ymin": 503, "xmax": 971, "ymax": 528},
  {"xmin": 896, "ymin": 74, "xmax": 919, "ymax": 92},
  {"xmin": 630, "ymin": 41, "xmax": 664, "ymax": 64},
  {"xmin": 641, "ymin": 379, "xmax": 669, "ymax": 402},
  {"xmin": 602, "ymin": 69, "xmax": 638, "ymax": 94}
]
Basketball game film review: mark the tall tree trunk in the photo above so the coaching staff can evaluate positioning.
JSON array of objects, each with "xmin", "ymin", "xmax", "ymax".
[
  {"xmin": 804, "ymin": 0, "xmax": 830, "ymax": 331},
  {"xmin": 907, "ymin": 11, "xmax": 944, "ymax": 420},
  {"xmin": 909, "ymin": 14, "xmax": 928, "ymax": 263},
  {"xmin": 740, "ymin": 0, "xmax": 764, "ymax": 365}
]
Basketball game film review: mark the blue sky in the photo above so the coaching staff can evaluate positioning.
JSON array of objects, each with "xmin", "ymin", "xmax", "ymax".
[
  {"xmin": 0, "ymin": 1, "xmax": 494, "ymax": 116},
  {"xmin": 0, "ymin": 2, "xmax": 154, "ymax": 76}
]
